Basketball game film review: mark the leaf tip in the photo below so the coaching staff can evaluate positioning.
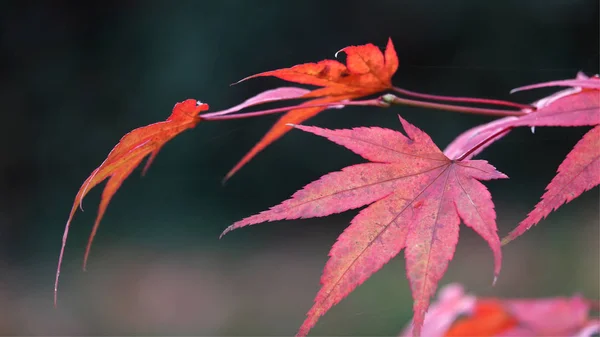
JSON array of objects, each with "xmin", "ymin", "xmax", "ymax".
[
  {"xmin": 219, "ymin": 226, "xmax": 233, "ymax": 239},
  {"xmin": 55, "ymin": 215, "xmax": 74, "ymax": 309},
  {"xmin": 385, "ymin": 37, "xmax": 396, "ymax": 54},
  {"xmin": 230, "ymin": 77, "xmax": 246, "ymax": 86},
  {"xmin": 396, "ymin": 114, "xmax": 418, "ymax": 140},
  {"xmin": 232, "ymin": 72, "xmax": 263, "ymax": 86},
  {"xmin": 223, "ymin": 164, "xmax": 241, "ymax": 184}
]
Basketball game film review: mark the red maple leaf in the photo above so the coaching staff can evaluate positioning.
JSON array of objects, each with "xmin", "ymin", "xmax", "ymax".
[
  {"xmin": 221, "ymin": 116, "xmax": 507, "ymax": 336},
  {"xmin": 56, "ymin": 99, "xmax": 209, "ymax": 306},
  {"xmin": 441, "ymin": 73, "xmax": 599, "ymax": 243},
  {"xmin": 224, "ymin": 38, "xmax": 398, "ymax": 180},
  {"xmin": 503, "ymin": 74, "xmax": 600, "ymax": 242}
]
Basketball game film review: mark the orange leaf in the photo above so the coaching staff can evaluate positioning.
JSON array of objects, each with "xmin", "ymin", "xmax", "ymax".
[
  {"xmin": 402, "ymin": 283, "xmax": 598, "ymax": 337},
  {"xmin": 224, "ymin": 38, "xmax": 398, "ymax": 180},
  {"xmin": 55, "ymin": 99, "xmax": 209, "ymax": 305},
  {"xmin": 445, "ymin": 300, "xmax": 518, "ymax": 336}
]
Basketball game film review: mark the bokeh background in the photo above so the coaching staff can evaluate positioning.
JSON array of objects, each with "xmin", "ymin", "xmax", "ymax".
[{"xmin": 1, "ymin": 0, "xmax": 598, "ymax": 335}]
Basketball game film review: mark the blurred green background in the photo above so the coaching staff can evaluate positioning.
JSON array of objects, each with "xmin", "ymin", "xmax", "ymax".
[{"xmin": 0, "ymin": 0, "xmax": 598, "ymax": 335}]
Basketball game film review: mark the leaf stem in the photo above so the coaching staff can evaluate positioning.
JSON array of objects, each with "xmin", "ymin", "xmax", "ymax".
[
  {"xmin": 455, "ymin": 126, "xmax": 513, "ymax": 161},
  {"xmin": 392, "ymin": 86, "xmax": 534, "ymax": 110},
  {"xmin": 201, "ymin": 98, "xmax": 388, "ymax": 121},
  {"xmin": 381, "ymin": 94, "xmax": 528, "ymax": 118},
  {"xmin": 203, "ymin": 91, "xmax": 528, "ymax": 123}
]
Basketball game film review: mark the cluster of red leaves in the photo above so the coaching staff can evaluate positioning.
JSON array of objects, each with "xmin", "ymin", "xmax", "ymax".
[
  {"xmin": 445, "ymin": 72, "xmax": 600, "ymax": 244},
  {"xmin": 58, "ymin": 39, "xmax": 599, "ymax": 336},
  {"xmin": 400, "ymin": 283, "xmax": 600, "ymax": 337},
  {"xmin": 224, "ymin": 38, "xmax": 398, "ymax": 180}
]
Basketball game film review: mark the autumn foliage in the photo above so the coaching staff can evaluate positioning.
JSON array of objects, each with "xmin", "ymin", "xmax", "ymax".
[
  {"xmin": 58, "ymin": 39, "xmax": 599, "ymax": 336},
  {"xmin": 222, "ymin": 118, "xmax": 507, "ymax": 336},
  {"xmin": 224, "ymin": 38, "xmax": 398, "ymax": 180},
  {"xmin": 400, "ymin": 283, "xmax": 599, "ymax": 337},
  {"xmin": 55, "ymin": 99, "xmax": 209, "ymax": 305}
]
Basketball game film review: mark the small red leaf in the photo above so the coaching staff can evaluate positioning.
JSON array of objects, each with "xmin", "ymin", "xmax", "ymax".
[
  {"xmin": 512, "ymin": 73, "xmax": 600, "ymax": 128},
  {"xmin": 223, "ymin": 116, "xmax": 506, "ymax": 336},
  {"xmin": 56, "ymin": 99, "xmax": 209, "ymax": 306}
]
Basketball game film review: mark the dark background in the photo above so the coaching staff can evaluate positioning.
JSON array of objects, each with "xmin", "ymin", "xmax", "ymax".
[{"xmin": 1, "ymin": 0, "xmax": 598, "ymax": 335}]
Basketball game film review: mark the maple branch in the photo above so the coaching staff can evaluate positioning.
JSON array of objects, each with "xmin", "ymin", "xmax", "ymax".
[
  {"xmin": 392, "ymin": 86, "xmax": 534, "ymax": 110},
  {"xmin": 201, "ymin": 98, "xmax": 389, "ymax": 121},
  {"xmin": 381, "ymin": 94, "xmax": 528, "ymax": 118},
  {"xmin": 454, "ymin": 126, "xmax": 513, "ymax": 161}
]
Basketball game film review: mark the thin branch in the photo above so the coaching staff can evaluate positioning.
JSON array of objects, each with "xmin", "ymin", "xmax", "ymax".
[
  {"xmin": 392, "ymin": 86, "xmax": 534, "ymax": 110},
  {"xmin": 202, "ymin": 98, "xmax": 388, "ymax": 121},
  {"xmin": 382, "ymin": 94, "xmax": 528, "ymax": 118},
  {"xmin": 455, "ymin": 127, "xmax": 513, "ymax": 161}
]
